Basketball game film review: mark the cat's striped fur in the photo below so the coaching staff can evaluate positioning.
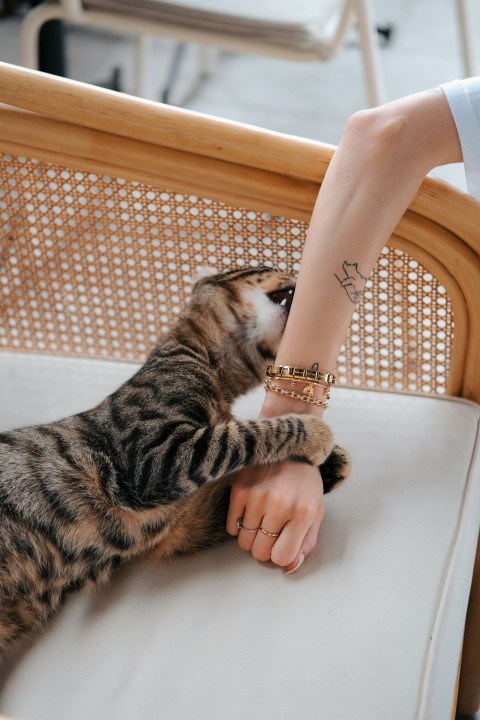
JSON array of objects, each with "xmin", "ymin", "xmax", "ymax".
[{"xmin": 0, "ymin": 267, "xmax": 350, "ymax": 654}]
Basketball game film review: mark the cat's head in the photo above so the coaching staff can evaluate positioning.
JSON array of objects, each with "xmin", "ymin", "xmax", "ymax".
[{"xmin": 189, "ymin": 267, "xmax": 295, "ymax": 389}]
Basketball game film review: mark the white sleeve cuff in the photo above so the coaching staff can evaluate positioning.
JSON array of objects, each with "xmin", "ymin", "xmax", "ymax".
[{"xmin": 439, "ymin": 77, "xmax": 480, "ymax": 201}]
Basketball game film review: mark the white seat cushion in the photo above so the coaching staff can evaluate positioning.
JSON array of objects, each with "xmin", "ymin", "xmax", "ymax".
[{"xmin": 1, "ymin": 351, "xmax": 479, "ymax": 720}]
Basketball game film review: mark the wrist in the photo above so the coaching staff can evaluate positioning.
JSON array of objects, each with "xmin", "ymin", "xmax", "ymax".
[{"xmin": 263, "ymin": 364, "xmax": 333, "ymax": 418}]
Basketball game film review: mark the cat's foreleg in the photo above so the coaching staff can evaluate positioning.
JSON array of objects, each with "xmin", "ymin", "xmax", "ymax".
[
  {"xmin": 134, "ymin": 414, "xmax": 334, "ymax": 504},
  {"xmin": 195, "ymin": 414, "xmax": 334, "ymax": 475}
]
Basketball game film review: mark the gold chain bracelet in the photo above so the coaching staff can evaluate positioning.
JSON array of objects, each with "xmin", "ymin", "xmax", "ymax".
[
  {"xmin": 270, "ymin": 374, "xmax": 331, "ymax": 399},
  {"xmin": 264, "ymin": 378, "xmax": 329, "ymax": 409}
]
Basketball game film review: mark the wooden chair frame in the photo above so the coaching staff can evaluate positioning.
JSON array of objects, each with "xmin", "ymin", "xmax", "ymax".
[{"xmin": 0, "ymin": 61, "xmax": 479, "ymax": 715}]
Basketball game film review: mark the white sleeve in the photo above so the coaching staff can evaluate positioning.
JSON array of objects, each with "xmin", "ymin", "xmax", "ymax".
[{"xmin": 439, "ymin": 77, "xmax": 480, "ymax": 200}]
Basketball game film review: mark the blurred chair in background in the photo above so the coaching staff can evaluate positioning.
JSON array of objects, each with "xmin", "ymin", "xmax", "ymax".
[{"xmin": 18, "ymin": 0, "xmax": 387, "ymax": 105}]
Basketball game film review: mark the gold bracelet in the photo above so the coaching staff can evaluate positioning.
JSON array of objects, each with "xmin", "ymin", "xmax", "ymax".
[
  {"xmin": 267, "ymin": 363, "xmax": 335, "ymax": 400},
  {"xmin": 269, "ymin": 375, "xmax": 330, "ymax": 400},
  {"xmin": 266, "ymin": 364, "xmax": 336, "ymax": 386},
  {"xmin": 264, "ymin": 378, "xmax": 329, "ymax": 409},
  {"xmin": 270, "ymin": 374, "xmax": 329, "ymax": 390}
]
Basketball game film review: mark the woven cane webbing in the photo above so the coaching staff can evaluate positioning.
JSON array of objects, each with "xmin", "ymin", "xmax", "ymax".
[
  {"xmin": 0, "ymin": 153, "xmax": 453, "ymax": 395},
  {"xmin": 339, "ymin": 250, "xmax": 452, "ymax": 394}
]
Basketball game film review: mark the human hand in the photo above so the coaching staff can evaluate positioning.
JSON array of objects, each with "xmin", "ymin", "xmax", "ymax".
[{"xmin": 226, "ymin": 460, "xmax": 325, "ymax": 574}]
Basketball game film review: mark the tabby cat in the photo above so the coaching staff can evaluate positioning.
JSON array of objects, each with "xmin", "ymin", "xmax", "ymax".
[{"xmin": 0, "ymin": 267, "xmax": 350, "ymax": 654}]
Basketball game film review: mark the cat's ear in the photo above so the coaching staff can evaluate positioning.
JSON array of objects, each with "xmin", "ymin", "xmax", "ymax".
[
  {"xmin": 190, "ymin": 267, "xmax": 220, "ymax": 293},
  {"xmin": 192, "ymin": 266, "xmax": 219, "ymax": 283}
]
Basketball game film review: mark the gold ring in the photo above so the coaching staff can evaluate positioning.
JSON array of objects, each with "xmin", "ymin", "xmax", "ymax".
[
  {"xmin": 260, "ymin": 527, "xmax": 281, "ymax": 538},
  {"xmin": 237, "ymin": 518, "xmax": 260, "ymax": 533}
]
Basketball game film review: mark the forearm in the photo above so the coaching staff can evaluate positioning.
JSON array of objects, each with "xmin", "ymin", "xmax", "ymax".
[
  {"xmin": 231, "ymin": 88, "xmax": 463, "ymax": 571},
  {"xmin": 262, "ymin": 88, "xmax": 462, "ymax": 418}
]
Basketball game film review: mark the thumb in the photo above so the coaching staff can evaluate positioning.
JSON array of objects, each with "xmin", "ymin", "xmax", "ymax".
[{"xmin": 284, "ymin": 506, "xmax": 324, "ymax": 574}]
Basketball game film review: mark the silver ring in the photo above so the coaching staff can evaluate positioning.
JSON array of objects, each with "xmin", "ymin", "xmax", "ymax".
[
  {"xmin": 260, "ymin": 527, "xmax": 281, "ymax": 538},
  {"xmin": 237, "ymin": 518, "xmax": 260, "ymax": 533}
]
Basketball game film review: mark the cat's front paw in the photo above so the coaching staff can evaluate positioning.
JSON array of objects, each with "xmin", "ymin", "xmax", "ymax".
[
  {"xmin": 320, "ymin": 445, "xmax": 351, "ymax": 493},
  {"xmin": 296, "ymin": 414, "xmax": 334, "ymax": 466}
]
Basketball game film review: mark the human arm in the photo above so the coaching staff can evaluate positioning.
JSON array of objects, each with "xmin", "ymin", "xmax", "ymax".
[{"xmin": 226, "ymin": 88, "xmax": 463, "ymax": 572}]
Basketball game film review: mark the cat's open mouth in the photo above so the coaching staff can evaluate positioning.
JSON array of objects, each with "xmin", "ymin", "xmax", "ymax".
[{"xmin": 267, "ymin": 285, "xmax": 295, "ymax": 313}]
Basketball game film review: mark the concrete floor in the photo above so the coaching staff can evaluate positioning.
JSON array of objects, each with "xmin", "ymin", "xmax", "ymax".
[{"xmin": 1, "ymin": 0, "xmax": 479, "ymax": 191}]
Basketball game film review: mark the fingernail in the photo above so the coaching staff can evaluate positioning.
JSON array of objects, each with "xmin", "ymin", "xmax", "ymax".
[{"xmin": 284, "ymin": 553, "xmax": 305, "ymax": 575}]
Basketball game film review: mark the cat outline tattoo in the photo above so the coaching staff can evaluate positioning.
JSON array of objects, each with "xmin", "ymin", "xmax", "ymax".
[{"xmin": 334, "ymin": 261, "xmax": 367, "ymax": 304}]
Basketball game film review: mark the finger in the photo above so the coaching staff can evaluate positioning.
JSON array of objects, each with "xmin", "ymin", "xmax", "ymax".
[
  {"xmin": 249, "ymin": 519, "xmax": 283, "ymax": 562},
  {"xmin": 300, "ymin": 506, "xmax": 325, "ymax": 557},
  {"xmin": 269, "ymin": 518, "xmax": 306, "ymax": 568},
  {"xmin": 225, "ymin": 475, "xmax": 248, "ymax": 536},
  {"xmin": 227, "ymin": 486, "xmax": 265, "ymax": 552},
  {"xmin": 285, "ymin": 553, "xmax": 306, "ymax": 575},
  {"xmin": 227, "ymin": 468, "xmax": 270, "ymax": 549},
  {"xmin": 271, "ymin": 492, "xmax": 322, "ymax": 568},
  {"xmin": 283, "ymin": 502, "xmax": 325, "ymax": 573},
  {"xmin": 226, "ymin": 504, "xmax": 245, "ymax": 537}
]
